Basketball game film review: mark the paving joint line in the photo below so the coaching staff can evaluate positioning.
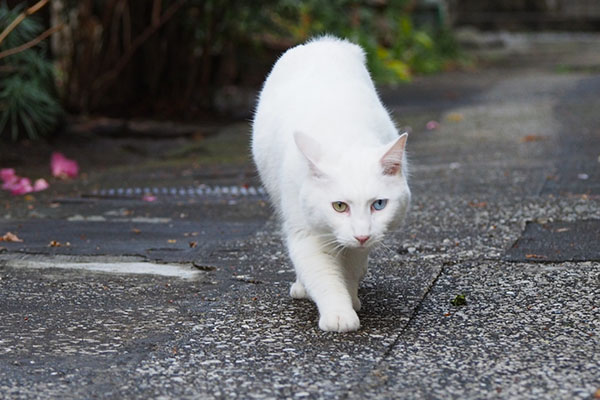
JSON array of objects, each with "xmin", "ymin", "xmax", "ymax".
[{"xmin": 342, "ymin": 262, "xmax": 447, "ymax": 398}]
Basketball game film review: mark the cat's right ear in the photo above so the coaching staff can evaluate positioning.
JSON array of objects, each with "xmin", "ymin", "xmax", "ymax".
[
  {"xmin": 380, "ymin": 132, "xmax": 408, "ymax": 176},
  {"xmin": 294, "ymin": 132, "xmax": 325, "ymax": 178}
]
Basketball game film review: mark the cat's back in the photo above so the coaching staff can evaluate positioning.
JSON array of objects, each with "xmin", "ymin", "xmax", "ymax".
[
  {"xmin": 254, "ymin": 37, "xmax": 389, "ymax": 140},
  {"xmin": 264, "ymin": 36, "xmax": 366, "ymax": 85},
  {"xmin": 252, "ymin": 37, "xmax": 397, "ymax": 207}
]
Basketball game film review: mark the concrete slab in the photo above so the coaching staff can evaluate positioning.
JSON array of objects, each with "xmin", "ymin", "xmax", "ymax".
[
  {"xmin": 353, "ymin": 261, "xmax": 600, "ymax": 400},
  {"xmin": 505, "ymin": 220, "xmax": 600, "ymax": 262},
  {"xmin": 542, "ymin": 75, "xmax": 600, "ymax": 196},
  {"xmin": 0, "ymin": 232, "xmax": 441, "ymax": 399},
  {"xmin": 0, "ymin": 218, "xmax": 266, "ymax": 263}
]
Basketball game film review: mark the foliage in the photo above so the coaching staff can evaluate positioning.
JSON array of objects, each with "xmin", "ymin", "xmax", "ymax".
[
  {"xmin": 54, "ymin": 1, "xmax": 459, "ymax": 119},
  {"xmin": 0, "ymin": 3, "xmax": 62, "ymax": 141},
  {"xmin": 261, "ymin": 0, "xmax": 460, "ymax": 83}
]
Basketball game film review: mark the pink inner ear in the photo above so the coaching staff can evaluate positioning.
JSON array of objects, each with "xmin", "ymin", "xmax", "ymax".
[
  {"xmin": 382, "ymin": 162, "xmax": 400, "ymax": 175},
  {"xmin": 381, "ymin": 133, "xmax": 407, "ymax": 176}
]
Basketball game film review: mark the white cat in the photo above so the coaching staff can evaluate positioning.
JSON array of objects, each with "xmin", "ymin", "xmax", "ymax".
[{"xmin": 252, "ymin": 36, "xmax": 410, "ymax": 332}]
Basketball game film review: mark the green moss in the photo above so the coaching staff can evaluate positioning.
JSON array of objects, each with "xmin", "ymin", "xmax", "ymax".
[{"xmin": 450, "ymin": 294, "xmax": 467, "ymax": 306}]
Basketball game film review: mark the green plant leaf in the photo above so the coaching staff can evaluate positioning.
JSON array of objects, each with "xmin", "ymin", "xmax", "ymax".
[{"xmin": 0, "ymin": 2, "xmax": 62, "ymax": 141}]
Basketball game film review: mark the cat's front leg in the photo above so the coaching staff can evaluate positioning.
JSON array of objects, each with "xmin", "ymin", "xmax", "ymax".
[
  {"xmin": 287, "ymin": 233, "xmax": 360, "ymax": 332},
  {"xmin": 342, "ymin": 249, "xmax": 369, "ymax": 312}
]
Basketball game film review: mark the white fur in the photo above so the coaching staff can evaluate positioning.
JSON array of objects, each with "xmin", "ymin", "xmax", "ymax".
[{"xmin": 252, "ymin": 36, "xmax": 411, "ymax": 332}]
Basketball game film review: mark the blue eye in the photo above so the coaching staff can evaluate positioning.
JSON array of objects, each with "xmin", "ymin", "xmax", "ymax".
[{"xmin": 372, "ymin": 199, "xmax": 388, "ymax": 211}]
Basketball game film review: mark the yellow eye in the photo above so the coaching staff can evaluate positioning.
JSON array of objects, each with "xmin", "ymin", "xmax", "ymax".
[{"xmin": 332, "ymin": 201, "xmax": 349, "ymax": 213}]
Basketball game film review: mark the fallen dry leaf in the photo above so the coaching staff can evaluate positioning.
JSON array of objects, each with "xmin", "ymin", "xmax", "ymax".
[
  {"xmin": 48, "ymin": 240, "xmax": 70, "ymax": 247},
  {"xmin": 1, "ymin": 232, "xmax": 23, "ymax": 242},
  {"xmin": 468, "ymin": 201, "xmax": 487, "ymax": 208},
  {"xmin": 131, "ymin": 228, "xmax": 141, "ymax": 234},
  {"xmin": 446, "ymin": 112, "xmax": 464, "ymax": 122},
  {"xmin": 189, "ymin": 241, "xmax": 198, "ymax": 248},
  {"xmin": 520, "ymin": 134, "xmax": 546, "ymax": 143},
  {"xmin": 525, "ymin": 254, "xmax": 546, "ymax": 259}
]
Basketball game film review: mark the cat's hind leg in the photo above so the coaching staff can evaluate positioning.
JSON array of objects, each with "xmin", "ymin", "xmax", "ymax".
[
  {"xmin": 351, "ymin": 294, "xmax": 362, "ymax": 312},
  {"xmin": 290, "ymin": 280, "xmax": 309, "ymax": 299},
  {"xmin": 343, "ymin": 249, "xmax": 369, "ymax": 312}
]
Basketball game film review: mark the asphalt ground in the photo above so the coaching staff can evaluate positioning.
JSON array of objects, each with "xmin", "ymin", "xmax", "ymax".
[{"xmin": 1, "ymin": 33, "xmax": 599, "ymax": 399}]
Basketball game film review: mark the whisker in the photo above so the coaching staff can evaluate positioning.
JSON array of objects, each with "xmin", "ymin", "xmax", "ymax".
[{"xmin": 373, "ymin": 240, "xmax": 397, "ymax": 260}]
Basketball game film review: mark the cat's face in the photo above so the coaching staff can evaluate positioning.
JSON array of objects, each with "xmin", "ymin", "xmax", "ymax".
[{"xmin": 296, "ymin": 133, "xmax": 410, "ymax": 249}]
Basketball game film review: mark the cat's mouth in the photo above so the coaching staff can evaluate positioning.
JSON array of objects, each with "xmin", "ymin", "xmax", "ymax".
[{"xmin": 344, "ymin": 236, "xmax": 378, "ymax": 249}]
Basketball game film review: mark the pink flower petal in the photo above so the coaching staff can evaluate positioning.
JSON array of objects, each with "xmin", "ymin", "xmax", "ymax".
[
  {"xmin": 6, "ymin": 177, "xmax": 33, "ymax": 195},
  {"xmin": 1, "ymin": 168, "xmax": 17, "ymax": 183},
  {"xmin": 2, "ymin": 176, "xmax": 24, "ymax": 191},
  {"xmin": 51, "ymin": 152, "xmax": 79, "ymax": 179},
  {"xmin": 142, "ymin": 195, "xmax": 157, "ymax": 202},
  {"xmin": 426, "ymin": 120, "xmax": 440, "ymax": 130},
  {"xmin": 33, "ymin": 178, "xmax": 49, "ymax": 192}
]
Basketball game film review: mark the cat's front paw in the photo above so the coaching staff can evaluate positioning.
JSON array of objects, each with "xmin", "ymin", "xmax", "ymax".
[{"xmin": 319, "ymin": 309, "xmax": 360, "ymax": 332}]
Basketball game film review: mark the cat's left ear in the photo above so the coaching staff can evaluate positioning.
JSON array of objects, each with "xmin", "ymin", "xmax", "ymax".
[{"xmin": 380, "ymin": 132, "xmax": 408, "ymax": 176}]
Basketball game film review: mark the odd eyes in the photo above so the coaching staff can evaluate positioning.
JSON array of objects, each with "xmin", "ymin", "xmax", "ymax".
[
  {"xmin": 332, "ymin": 201, "xmax": 349, "ymax": 213},
  {"xmin": 331, "ymin": 199, "xmax": 388, "ymax": 213},
  {"xmin": 371, "ymin": 199, "xmax": 388, "ymax": 211}
]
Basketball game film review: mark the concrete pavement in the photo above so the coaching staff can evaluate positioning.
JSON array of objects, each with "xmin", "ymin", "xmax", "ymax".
[{"xmin": 1, "ymin": 33, "xmax": 599, "ymax": 399}]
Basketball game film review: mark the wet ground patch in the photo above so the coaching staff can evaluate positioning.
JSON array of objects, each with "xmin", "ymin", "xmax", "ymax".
[{"xmin": 505, "ymin": 220, "xmax": 600, "ymax": 262}]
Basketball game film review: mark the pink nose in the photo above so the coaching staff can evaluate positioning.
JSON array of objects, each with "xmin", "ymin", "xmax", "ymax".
[{"xmin": 355, "ymin": 235, "xmax": 370, "ymax": 245}]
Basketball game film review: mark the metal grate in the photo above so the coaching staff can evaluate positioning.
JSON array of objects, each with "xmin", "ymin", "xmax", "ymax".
[{"xmin": 89, "ymin": 184, "xmax": 267, "ymax": 198}]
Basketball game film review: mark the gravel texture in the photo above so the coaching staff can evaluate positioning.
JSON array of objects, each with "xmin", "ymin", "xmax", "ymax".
[{"xmin": 1, "ymin": 34, "xmax": 600, "ymax": 399}]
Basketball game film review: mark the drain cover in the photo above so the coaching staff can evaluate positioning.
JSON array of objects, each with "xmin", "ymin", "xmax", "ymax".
[
  {"xmin": 505, "ymin": 220, "xmax": 600, "ymax": 262},
  {"xmin": 86, "ymin": 184, "xmax": 266, "ymax": 199}
]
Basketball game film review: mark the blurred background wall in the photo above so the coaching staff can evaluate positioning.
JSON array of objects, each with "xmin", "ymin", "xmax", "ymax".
[{"xmin": 450, "ymin": 0, "xmax": 600, "ymax": 31}]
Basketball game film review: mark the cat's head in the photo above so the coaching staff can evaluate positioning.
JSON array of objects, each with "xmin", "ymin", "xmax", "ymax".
[{"xmin": 295, "ymin": 132, "xmax": 411, "ymax": 250}]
